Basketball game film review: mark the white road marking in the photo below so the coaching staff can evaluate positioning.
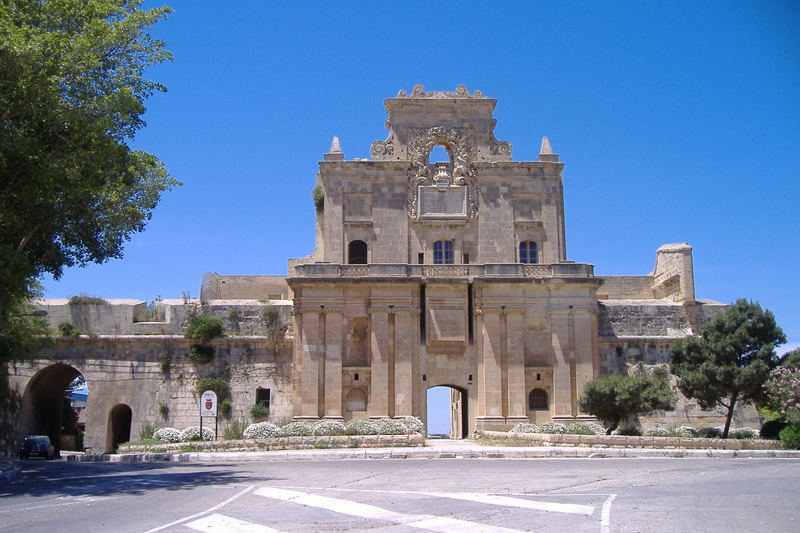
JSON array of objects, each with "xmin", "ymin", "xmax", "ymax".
[
  {"xmin": 0, "ymin": 495, "xmax": 114, "ymax": 514},
  {"xmin": 185, "ymin": 513, "xmax": 283, "ymax": 532},
  {"xmin": 144, "ymin": 485, "xmax": 255, "ymax": 533},
  {"xmin": 254, "ymin": 487, "xmax": 526, "ymax": 533},
  {"xmin": 424, "ymin": 491, "xmax": 595, "ymax": 515},
  {"xmin": 600, "ymin": 494, "xmax": 616, "ymax": 533}
]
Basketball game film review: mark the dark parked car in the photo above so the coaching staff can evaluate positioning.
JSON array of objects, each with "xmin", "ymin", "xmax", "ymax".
[{"xmin": 19, "ymin": 435, "xmax": 56, "ymax": 460}]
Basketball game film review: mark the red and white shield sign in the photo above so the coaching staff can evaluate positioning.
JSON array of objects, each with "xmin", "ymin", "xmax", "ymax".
[{"xmin": 205, "ymin": 399, "xmax": 213, "ymax": 410}]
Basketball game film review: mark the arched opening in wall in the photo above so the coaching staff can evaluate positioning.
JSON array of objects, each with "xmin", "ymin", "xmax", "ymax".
[
  {"xmin": 107, "ymin": 404, "xmax": 132, "ymax": 452},
  {"xmin": 429, "ymin": 144, "xmax": 450, "ymax": 163},
  {"xmin": 345, "ymin": 388, "xmax": 367, "ymax": 420},
  {"xmin": 426, "ymin": 385, "xmax": 468, "ymax": 439},
  {"xmin": 529, "ymin": 388, "xmax": 549, "ymax": 410},
  {"xmin": 348, "ymin": 240, "xmax": 368, "ymax": 264},
  {"xmin": 18, "ymin": 363, "xmax": 87, "ymax": 454}
]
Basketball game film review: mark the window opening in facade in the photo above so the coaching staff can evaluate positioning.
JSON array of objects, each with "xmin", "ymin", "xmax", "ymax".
[
  {"xmin": 519, "ymin": 241, "xmax": 538, "ymax": 264},
  {"xmin": 433, "ymin": 240, "xmax": 454, "ymax": 264},
  {"xmin": 256, "ymin": 388, "xmax": 271, "ymax": 408},
  {"xmin": 528, "ymin": 388, "xmax": 548, "ymax": 410},
  {"xmin": 348, "ymin": 240, "xmax": 368, "ymax": 264}
]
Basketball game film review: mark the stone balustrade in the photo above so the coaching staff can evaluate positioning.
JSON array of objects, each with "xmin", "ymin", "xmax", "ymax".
[{"xmin": 295, "ymin": 262, "xmax": 594, "ymax": 279}]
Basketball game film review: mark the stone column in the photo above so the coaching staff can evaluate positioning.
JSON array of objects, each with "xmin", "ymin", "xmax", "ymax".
[
  {"xmin": 393, "ymin": 309, "xmax": 414, "ymax": 417},
  {"xmin": 369, "ymin": 310, "xmax": 389, "ymax": 418},
  {"xmin": 476, "ymin": 310, "xmax": 504, "ymax": 428},
  {"xmin": 550, "ymin": 310, "xmax": 573, "ymax": 418},
  {"xmin": 505, "ymin": 310, "xmax": 528, "ymax": 422},
  {"xmin": 296, "ymin": 310, "xmax": 321, "ymax": 419},
  {"xmin": 324, "ymin": 310, "xmax": 344, "ymax": 419}
]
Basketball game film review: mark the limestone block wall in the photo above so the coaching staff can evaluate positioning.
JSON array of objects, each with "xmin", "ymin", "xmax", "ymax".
[
  {"xmin": 200, "ymin": 273, "xmax": 290, "ymax": 301},
  {"xmin": 598, "ymin": 300, "xmax": 692, "ymax": 337},
  {"xmin": 597, "ymin": 276, "xmax": 655, "ymax": 299},
  {"xmin": 3, "ymin": 336, "xmax": 293, "ymax": 454}
]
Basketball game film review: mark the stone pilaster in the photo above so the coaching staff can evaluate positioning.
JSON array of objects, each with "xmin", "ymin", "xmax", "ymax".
[
  {"xmin": 393, "ymin": 309, "xmax": 414, "ymax": 416},
  {"xmin": 369, "ymin": 310, "xmax": 389, "ymax": 418},
  {"xmin": 296, "ymin": 310, "xmax": 321, "ymax": 419},
  {"xmin": 505, "ymin": 309, "xmax": 528, "ymax": 422},
  {"xmin": 324, "ymin": 310, "xmax": 344, "ymax": 419},
  {"xmin": 550, "ymin": 310, "xmax": 573, "ymax": 418},
  {"xmin": 476, "ymin": 310, "xmax": 504, "ymax": 428}
]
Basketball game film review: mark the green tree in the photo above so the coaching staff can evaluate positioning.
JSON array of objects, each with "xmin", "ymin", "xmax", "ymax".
[
  {"xmin": 0, "ymin": 0, "xmax": 178, "ymax": 347},
  {"xmin": 779, "ymin": 348, "xmax": 800, "ymax": 369},
  {"xmin": 669, "ymin": 299, "xmax": 786, "ymax": 438},
  {"xmin": 577, "ymin": 365, "xmax": 677, "ymax": 434}
]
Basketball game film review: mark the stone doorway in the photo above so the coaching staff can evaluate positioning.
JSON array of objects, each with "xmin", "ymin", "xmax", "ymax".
[
  {"xmin": 426, "ymin": 385, "xmax": 468, "ymax": 439},
  {"xmin": 18, "ymin": 363, "xmax": 85, "ymax": 454},
  {"xmin": 107, "ymin": 403, "xmax": 132, "ymax": 452}
]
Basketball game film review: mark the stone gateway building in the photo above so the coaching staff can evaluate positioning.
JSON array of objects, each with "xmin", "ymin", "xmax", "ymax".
[{"xmin": 3, "ymin": 86, "xmax": 748, "ymax": 454}]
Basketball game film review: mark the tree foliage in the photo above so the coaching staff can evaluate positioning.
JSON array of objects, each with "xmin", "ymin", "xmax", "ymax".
[
  {"xmin": 0, "ymin": 0, "xmax": 178, "ymax": 327},
  {"xmin": 577, "ymin": 365, "xmax": 677, "ymax": 434},
  {"xmin": 669, "ymin": 299, "xmax": 786, "ymax": 438}
]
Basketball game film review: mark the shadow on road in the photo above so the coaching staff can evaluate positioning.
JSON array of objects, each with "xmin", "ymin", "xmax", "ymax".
[{"xmin": 0, "ymin": 460, "xmax": 280, "ymax": 499}]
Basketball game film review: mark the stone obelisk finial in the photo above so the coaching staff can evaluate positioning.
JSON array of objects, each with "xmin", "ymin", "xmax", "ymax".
[
  {"xmin": 324, "ymin": 136, "xmax": 344, "ymax": 161},
  {"xmin": 538, "ymin": 136, "xmax": 559, "ymax": 162}
]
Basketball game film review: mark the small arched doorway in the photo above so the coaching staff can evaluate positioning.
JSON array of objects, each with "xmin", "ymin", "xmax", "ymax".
[
  {"xmin": 107, "ymin": 404, "xmax": 132, "ymax": 452},
  {"xmin": 348, "ymin": 240, "xmax": 368, "ymax": 264},
  {"xmin": 18, "ymin": 363, "xmax": 85, "ymax": 453},
  {"xmin": 426, "ymin": 385, "xmax": 468, "ymax": 439}
]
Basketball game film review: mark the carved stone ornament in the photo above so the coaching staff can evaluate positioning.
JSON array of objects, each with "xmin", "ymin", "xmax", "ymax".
[
  {"xmin": 406, "ymin": 126, "xmax": 479, "ymax": 220},
  {"xmin": 370, "ymin": 138, "xmax": 394, "ymax": 159},
  {"xmin": 396, "ymin": 84, "xmax": 485, "ymax": 99}
]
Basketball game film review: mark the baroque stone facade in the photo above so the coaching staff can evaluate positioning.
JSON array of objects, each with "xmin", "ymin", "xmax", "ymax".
[{"xmin": 2, "ymin": 86, "xmax": 756, "ymax": 454}]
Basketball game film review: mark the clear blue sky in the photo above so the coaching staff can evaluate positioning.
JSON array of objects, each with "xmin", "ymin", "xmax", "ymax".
[{"xmin": 40, "ymin": 1, "xmax": 800, "ymax": 432}]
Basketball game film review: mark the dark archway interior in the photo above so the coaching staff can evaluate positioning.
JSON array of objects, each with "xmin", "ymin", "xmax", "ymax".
[
  {"xmin": 348, "ymin": 240, "xmax": 368, "ymax": 264},
  {"xmin": 108, "ymin": 404, "xmax": 132, "ymax": 450},
  {"xmin": 20, "ymin": 364, "xmax": 81, "ymax": 451}
]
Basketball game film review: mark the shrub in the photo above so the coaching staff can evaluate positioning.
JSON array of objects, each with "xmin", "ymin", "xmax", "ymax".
[
  {"xmin": 614, "ymin": 425, "xmax": 643, "ymax": 436},
  {"xmin": 313, "ymin": 419, "xmax": 347, "ymax": 436},
  {"xmin": 250, "ymin": 403, "xmax": 270, "ymax": 419},
  {"xmin": 180, "ymin": 426, "xmax": 215, "ymax": 441},
  {"xmin": 698, "ymin": 426, "xmax": 724, "ymax": 439},
  {"xmin": 195, "ymin": 376, "xmax": 230, "ymax": 399},
  {"xmin": 68, "ymin": 295, "xmax": 108, "ymax": 305},
  {"xmin": 345, "ymin": 419, "xmax": 380, "ymax": 436},
  {"xmin": 58, "ymin": 321, "xmax": 80, "ymax": 337},
  {"xmin": 566, "ymin": 422, "xmax": 606, "ymax": 435},
  {"xmin": 158, "ymin": 402, "xmax": 169, "ymax": 418},
  {"xmin": 397, "ymin": 416, "xmax": 424, "ymax": 433},
  {"xmin": 139, "ymin": 421, "xmax": 158, "ymax": 440},
  {"xmin": 279, "ymin": 421, "xmax": 314, "ymax": 437},
  {"xmin": 539, "ymin": 422, "xmax": 568, "ymax": 434},
  {"xmin": 375, "ymin": 418, "xmax": 408, "ymax": 435},
  {"xmin": 219, "ymin": 399, "xmax": 232, "ymax": 416},
  {"xmin": 779, "ymin": 425, "xmax": 800, "ymax": 450},
  {"xmin": 153, "ymin": 427, "xmax": 182, "ymax": 443},
  {"xmin": 243, "ymin": 422, "xmax": 280, "ymax": 439},
  {"xmin": 510, "ymin": 423, "xmax": 541, "ymax": 434},
  {"xmin": 761, "ymin": 419, "xmax": 788, "ymax": 440},
  {"xmin": 312, "ymin": 183, "xmax": 324, "ymax": 210},
  {"xmin": 184, "ymin": 315, "xmax": 224, "ymax": 343},
  {"xmin": 645, "ymin": 427, "xmax": 670, "ymax": 437},
  {"xmin": 160, "ymin": 356, "xmax": 172, "ymax": 372},
  {"xmin": 187, "ymin": 344, "xmax": 214, "ymax": 363},
  {"xmin": 729, "ymin": 427, "xmax": 759, "ymax": 440},
  {"xmin": 223, "ymin": 419, "xmax": 247, "ymax": 440}
]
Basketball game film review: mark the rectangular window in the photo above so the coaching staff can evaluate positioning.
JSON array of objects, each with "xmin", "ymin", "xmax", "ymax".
[
  {"xmin": 418, "ymin": 252, "xmax": 424, "ymax": 264},
  {"xmin": 256, "ymin": 388, "xmax": 270, "ymax": 408},
  {"xmin": 433, "ymin": 241, "xmax": 454, "ymax": 264}
]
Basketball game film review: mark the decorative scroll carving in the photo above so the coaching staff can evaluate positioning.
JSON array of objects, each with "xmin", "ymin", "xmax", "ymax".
[
  {"xmin": 406, "ymin": 126, "xmax": 479, "ymax": 220},
  {"xmin": 370, "ymin": 138, "xmax": 394, "ymax": 159},
  {"xmin": 396, "ymin": 84, "xmax": 486, "ymax": 99}
]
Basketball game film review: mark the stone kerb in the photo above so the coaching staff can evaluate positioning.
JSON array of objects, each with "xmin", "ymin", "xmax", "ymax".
[
  {"xmin": 118, "ymin": 434, "xmax": 424, "ymax": 454},
  {"xmin": 479, "ymin": 431, "xmax": 783, "ymax": 450}
]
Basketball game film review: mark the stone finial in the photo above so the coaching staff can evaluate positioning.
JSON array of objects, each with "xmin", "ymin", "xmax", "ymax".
[
  {"xmin": 324, "ymin": 136, "xmax": 344, "ymax": 161},
  {"xmin": 538, "ymin": 136, "xmax": 559, "ymax": 162}
]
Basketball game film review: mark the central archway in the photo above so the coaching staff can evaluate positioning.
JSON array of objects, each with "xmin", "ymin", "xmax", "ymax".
[
  {"xmin": 18, "ymin": 363, "xmax": 84, "ymax": 453},
  {"xmin": 426, "ymin": 385, "xmax": 468, "ymax": 439}
]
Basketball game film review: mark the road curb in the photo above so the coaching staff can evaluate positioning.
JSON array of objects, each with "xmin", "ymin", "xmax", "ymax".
[{"xmin": 62, "ymin": 445, "xmax": 800, "ymax": 463}]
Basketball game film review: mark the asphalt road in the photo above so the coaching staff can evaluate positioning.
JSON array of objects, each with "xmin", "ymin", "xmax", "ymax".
[{"xmin": 1, "ymin": 457, "xmax": 799, "ymax": 532}]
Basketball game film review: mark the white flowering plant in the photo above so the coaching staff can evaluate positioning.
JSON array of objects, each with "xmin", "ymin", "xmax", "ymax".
[
  {"xmin": 243, "ymin": 422, "xmax": 280, "ymax": 439},
  {"xmin": 153, "ymin": 427, "xmax": 182, "ymax": 443},
  {"xmin": 765, "ymin": 366, "xmax": 800, "ymax": 424},
  {"xmin": 179, "ymin": 426, "xmax": 215, "ymax": 441},
  {"xmin": 510, "ymin": 423, "xmax": 541, "ymax": 434},
  {"xmin": 312, "ymin": 419, "xmax": 347, "ymax": 436},
  {"xmin": 278, "ymin": 421, "xmax": 314, "ymax": 437},
  {"xmin": 396, "ymin": 416, "xmax": 424, "ymax": 433},
  {"xmin": 345, "ymin": 419, "xmax": 380, "ymax": 435},
  {"xmin": 375, "ymin": 418, "xmax": 408, "ymax": 435},
  {"xmin": 539, "ymin": 422, "xmax": 568, "ymax": 434}
]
